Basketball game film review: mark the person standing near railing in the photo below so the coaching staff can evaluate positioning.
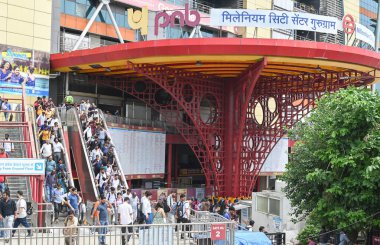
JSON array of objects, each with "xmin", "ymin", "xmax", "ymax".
[{"xmin": 1, "ymin": 99, "xmax": 11, "ymax": 122}]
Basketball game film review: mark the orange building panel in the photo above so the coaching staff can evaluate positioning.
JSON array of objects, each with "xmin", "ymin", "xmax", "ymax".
[
  {"xmin": 60, "ymin": 14, "xmax": 135, "ymax": 42},
  {"xmin": 360, "ymin": 7, "xmax": 377, "ymax": 19}
]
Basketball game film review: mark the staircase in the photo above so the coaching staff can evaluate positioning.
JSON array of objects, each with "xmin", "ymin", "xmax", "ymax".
[{"xmin": 0, "ymin": 112, "xmax": 30, "ymax": 199}]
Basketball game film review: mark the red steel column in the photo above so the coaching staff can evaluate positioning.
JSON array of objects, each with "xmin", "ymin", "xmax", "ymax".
[
  {"xmin": 167, "ymin": 143, "xmax": 173, "ymax": 188},
  {"xmin": 224, "ymin": 81, "xmax": 235, "ymax": 196}
]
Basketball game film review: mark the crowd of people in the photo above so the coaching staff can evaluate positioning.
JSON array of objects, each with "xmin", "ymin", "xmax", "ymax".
[{"xmin": 33, "ymin": 96, "xmax": 78, "ymax": 225}]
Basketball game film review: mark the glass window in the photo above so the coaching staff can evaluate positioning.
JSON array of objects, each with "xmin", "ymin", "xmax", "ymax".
[
  {"xmin": 76, "ymin": 0, "xmax": 87, "ymax": 4},
  {"xmin": 269, "ymin": 198, "xmax": 280, "ymax": 216},
  {"xmin": 76, "ymin": 3, "xmax": 87, "ymax": 18},
  {"xmin": 60, "ymin": 0, "xmax": 65, "ymax": 13},
  {"xmin": 257, "ymin": 196, "xmax": 268, "ymax": 213},
  {"xmin": 65, "ymin": 0, "xmax": 76, "ymax": 15},
  {"xmin": 115, "ymin": 13, "xmax": 125, "ymax": 28}
]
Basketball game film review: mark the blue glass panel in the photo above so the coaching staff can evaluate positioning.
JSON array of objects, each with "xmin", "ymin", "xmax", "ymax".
[{"xmin": 65, "ymin": 0, "xmax": 76, "ymax": 15}]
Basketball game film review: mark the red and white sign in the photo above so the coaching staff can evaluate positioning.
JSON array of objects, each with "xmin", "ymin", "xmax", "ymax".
[{"xmin": 211, "ymin": 223, "xmax": 226, "ymax": 241}]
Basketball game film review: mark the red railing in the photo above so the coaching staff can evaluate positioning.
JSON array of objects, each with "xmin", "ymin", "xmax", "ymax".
[{"xmin": 0, "ymin": 85, "xmax": 42, "ymax": 225}]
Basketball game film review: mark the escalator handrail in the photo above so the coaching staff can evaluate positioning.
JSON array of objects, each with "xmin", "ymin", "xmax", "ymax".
[
  {"xmin": 27, "ymin": 106, "xmax": 40, "ymax": 158},
  {"xmin": 55, "ymin": 107, "xmax": 75, "ymax": 188},
  {"xmin": 98, "ymin": 110, "xmax": 129, "ymax": 190},
  {"xmin": 67, "ymin": 108, "xmax": 100, "ymax": 199}
]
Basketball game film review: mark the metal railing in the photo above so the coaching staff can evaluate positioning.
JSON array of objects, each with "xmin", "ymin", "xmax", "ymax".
[
  {"xmin": 1, "ymin": 221, "xmax": 235, "ymax": 244},
  {"xmin": 98, "ymin": 110, "xmax": 129, "ymax": 190},
  {"xmin": 101, "ymin": 113, "xmax": 167, "ymax": 129}
]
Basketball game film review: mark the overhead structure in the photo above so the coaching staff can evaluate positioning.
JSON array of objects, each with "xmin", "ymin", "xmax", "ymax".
[{"xmin": 51, "ymin": 38, "xmax": 380, "ymax": 197}]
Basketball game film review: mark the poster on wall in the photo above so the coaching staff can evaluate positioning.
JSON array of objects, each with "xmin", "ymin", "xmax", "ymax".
[{"xmin": 0, "ymin": 44, "xmax": 49, "ymax": 98}]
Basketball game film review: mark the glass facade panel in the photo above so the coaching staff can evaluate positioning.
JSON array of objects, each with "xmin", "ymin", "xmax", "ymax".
[
  {"xmin": 61, "ymin": 0, "xmax": 130, "ymax": 29},
  {"xmin": 76, "ymin": 3, "xmax": 87, "ymax": 18},
  {"xmin": 64, "ymin": 0, "xmax": 76, "ymax": 16}
]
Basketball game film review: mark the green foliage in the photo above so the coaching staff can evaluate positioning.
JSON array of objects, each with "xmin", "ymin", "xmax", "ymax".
[
  {"xmin": 297, "ymin": 223, "xmax": 320, "ymax": 245},
  {"xmin": 281, "ymin": 87, "xmax": 380, "ymax": 241}
]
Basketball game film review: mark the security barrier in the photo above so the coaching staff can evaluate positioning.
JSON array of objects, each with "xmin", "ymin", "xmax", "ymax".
[{"xmin": 1, "ymin": 220, "xmax": 235, "ymax": 244}]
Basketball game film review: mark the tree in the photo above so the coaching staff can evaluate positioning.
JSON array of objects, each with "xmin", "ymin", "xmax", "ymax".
[{"xmin": 282, "ymin": 87, "xmax": 380, "ymax": 242}]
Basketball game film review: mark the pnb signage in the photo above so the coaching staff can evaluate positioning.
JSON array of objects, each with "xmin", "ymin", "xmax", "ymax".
[{"xmin": 128, "ymin": 4, "xmax": 200, "ymax": 36}]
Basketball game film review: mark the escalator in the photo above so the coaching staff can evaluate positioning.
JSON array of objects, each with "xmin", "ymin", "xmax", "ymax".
[{"xmin": 60, "ymin": 108, "xmax": 99, "ymax": 202}]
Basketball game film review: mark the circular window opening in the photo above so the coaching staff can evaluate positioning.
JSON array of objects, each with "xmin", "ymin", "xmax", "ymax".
[
  {"xmin": 182, "ymin": 84, "xmax": 194, "ymax": 103},
  {"xmin": 200, "ymin": 94, "xmax": 218, "ymax": 125},
  {"xmin": 215, "ymin": 159, "xmax": 223, "ymax": 172},
  {"xmin": 154, "ymin": 89, "xmax": 172, "ymax": 106}
]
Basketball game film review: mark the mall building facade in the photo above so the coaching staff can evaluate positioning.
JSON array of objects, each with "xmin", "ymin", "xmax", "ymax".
[{"xmin": 1, "ymin": 0, "xmax": 379, "ymax": 194}]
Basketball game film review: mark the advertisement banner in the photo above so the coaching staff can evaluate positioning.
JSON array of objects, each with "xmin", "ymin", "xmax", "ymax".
[
  {"xmin": 210, "ymin": 9, "xmax": 339, "ymax": 34},
  {"xmin": 0, "ymin": 158, "xmax": 45, "ymax": 175},
  {"xmin": 195, "ymin": 188, "xmax": 205, "ymax": 200},
  {"xmin": 356, "ymin": 23, "xmax": 376, "ymax": 49},
  {"xmin": 0, "ymin": 44, "xmax": 49, "ymax": 98}
]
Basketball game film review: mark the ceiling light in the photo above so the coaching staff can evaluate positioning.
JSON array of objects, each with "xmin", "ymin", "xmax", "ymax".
[
  {"xmin": 105, "ymin": 67, "xmax": 111, "ymax": 72},
  {"xmin": 195, "ymin": 60, "xmax": 202, "ymax": 66},
  {"xmin": 316, "ymin": 65, "xmax": 322, "ymax": 72}
]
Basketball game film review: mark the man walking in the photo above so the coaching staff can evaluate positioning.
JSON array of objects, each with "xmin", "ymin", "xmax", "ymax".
[
  {"xmin": 12, "ymin": 191, "xmax": 32, "ymax": 237},
  {"xmin": 0, "ymin": 191, "xmax": 17, "ymax": 242},
  {"xmin": 118, "ymin": 197, "xmax": 133, "ymax": 245},
  {"xmin": 2, "ymin": 134, "xmax": 14, "ymax": 157},
  {"xmin": 130, "ymin": 192, "xmax": 139, "ymax": 224},
  {"xmin": 67, "ymin": 188, "xmax": 80, "ymax": 218},
  {"xmin": 97, "ymin": 195, "xmax": 111, "ymax": 245},
  {"xmin": 63, "ymin": 210, "xmax": 78, "ymax": 245},
  {"xmin": 176, "ymin": 194, "xmax": 192, "ymax": 239},
  {"xmin": 141, "ymin": 191, "xmax": 152, "ymax": 225},
  {"xmin": 52, "ymin": 138, "xmax": 65, "ymax": 164}
]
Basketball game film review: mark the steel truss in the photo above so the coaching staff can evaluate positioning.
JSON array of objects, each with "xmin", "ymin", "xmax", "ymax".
[{"xmin": 91, "ymin": 64, "xmax": 375, "ymax": 197}]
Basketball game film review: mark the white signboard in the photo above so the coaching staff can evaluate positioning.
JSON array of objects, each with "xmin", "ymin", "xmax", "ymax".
[
  {"xmin": 0, "ymin": 158, "xmax": 45, "ymax": 175},
  {"xmin": 108, "ymin": 128, "xmax": 166, "ymax": 175},
  {"xmin": 261, "ymin": 138, "xmax": 288, "ymax": 173},
  {"xmin": 210, "ymin": 9, "xmax": 339, "ymax": 34},
  {"xmin": 356, "ymin": 23, "xmax": 375, "ymax": 49}
]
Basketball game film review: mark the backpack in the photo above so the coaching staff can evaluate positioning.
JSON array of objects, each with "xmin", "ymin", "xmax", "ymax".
[
  {"xmin": 163, "ymin": 200, "xmax": 171, "ymax": 213},
  {"xmin": 176, "ymin": 201, "xmax": 185, "ymax": 219},
  {"xmin": 136, "ymin": 203, "xmax": 145, "ymax": 224},
  {"xmin": 26, "ymin": 202, "xmax": 33, "ymax": 216}
]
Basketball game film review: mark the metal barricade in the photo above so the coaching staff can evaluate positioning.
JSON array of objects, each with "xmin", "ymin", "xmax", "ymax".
[{"xmin": 2, "ymin": 221, "xmax": 235, "ymax": 244}]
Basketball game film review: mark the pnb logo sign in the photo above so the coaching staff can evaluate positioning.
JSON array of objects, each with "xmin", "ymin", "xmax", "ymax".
[{"xmin": 128, "ymin": 4, "xmax": 201, "ymax": 36}]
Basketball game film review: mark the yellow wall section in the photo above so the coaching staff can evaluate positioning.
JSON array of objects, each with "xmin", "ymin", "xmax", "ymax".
[
  {"xmin": 244, "ymin": 0, "xmax": 272, "ymax": 38},
  {"xmin": 343, "ymin": 0, "xmax": 360, "ymax": 46},
  {"xmin": 0, "ymin": 0, "xmax": 52, "ymax": 53}
]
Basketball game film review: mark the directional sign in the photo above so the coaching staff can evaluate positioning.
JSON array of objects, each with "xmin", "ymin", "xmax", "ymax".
[
  {"xmin": 211, "ymin": 223, "xmax": 226, "ymax": 241},
  {"xmin": 0, "ymin": 158, "xmax": 45, "ymax": 175}
]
